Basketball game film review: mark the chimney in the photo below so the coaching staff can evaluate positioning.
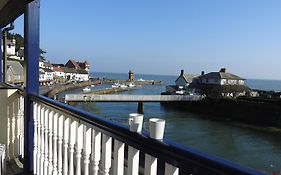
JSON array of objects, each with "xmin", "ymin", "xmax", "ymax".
[
  {"xmin": 180, "ymin": 69, "xmax": 184, "ymax": 76},
  {"xmin": 201, "ymin": 71, "xmax": 204, "ymax": 75},
  {"xmin": 220, "ymin": 68, "xmax": 226, "ymax": 73}
]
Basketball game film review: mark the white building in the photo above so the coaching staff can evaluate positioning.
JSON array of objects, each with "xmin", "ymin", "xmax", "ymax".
[
  {"xmin": 175, "ymin": 70, "xmax": 194, "ymax": 89},
  {"xmin": 53, "ymin": 66, "xmax": 65, "ymax": 79},
  {"xmin": 39, "ymin": 68, "xmax": 54, "ymax": 85},
  {"xmin": 76, "ymin": 69, "xmax": 89, "ymax": 81},
  {"xmin": 198, "ymin": 68, "xmax": 245, "ymax": 85}
]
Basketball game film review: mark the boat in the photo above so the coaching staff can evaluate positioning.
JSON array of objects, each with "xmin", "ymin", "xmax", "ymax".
[
  {"xmin": 112, "ymin": 83, "xmax": 128, "ymax": 88},
  {"xmin": 91, "ymin": 84, "xmax": 95, "ymax": 87},
  {"xmin": 112, "ymin": 83, "xmax": 121, "ymax": 88},
  {"xmin": 127, "ymin": 83, "xmax": 136, "ymax": 88},
  {"xmin": 83, "ymin": 87, "xmax": 91, "ymax": 92}
]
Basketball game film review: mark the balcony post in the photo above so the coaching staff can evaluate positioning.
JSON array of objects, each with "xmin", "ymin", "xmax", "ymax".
[
  {"xmin": 0, "ymin": 28, "xmax": 2, "ymax": 81},
  {"xmin": 24, "ymin": 0, "xmax": 40, "ymax": 173}
]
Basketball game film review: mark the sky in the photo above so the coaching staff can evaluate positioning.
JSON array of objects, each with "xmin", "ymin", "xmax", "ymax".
[{"xmin": 13, "ymin": 0, "xmax": 281, "ymax": 79}]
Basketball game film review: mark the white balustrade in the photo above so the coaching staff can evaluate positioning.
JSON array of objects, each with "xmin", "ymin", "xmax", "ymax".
[
  {"xmin": 75, "ymin": 124, "xmax": 83, "ymax": 175},
  {"xmin": 63, "ymin": 117, "xmax": 69, "ymax": 175},
  {"xmin": 57, "ymin": 114, "xmax": 64, "ymax": 175},
  {"xmin": 83, "ymin": 125, "xmax": 92, "ymax": 175},
  {"xmin": 33, "ymin": 103, "xmax": 38, "ymax": 174},
  {"xmin": 91, "ymin": 129, "xmax": 101, "ymax": 175},
  {"xmin": 28, "ymin": 98, "xmax": 182, "ymax": 175},
  {"xmin": 69, "ymin": 120, "xmax": 77, "ymax": 175},
  {"xmin": 113, "ymin": 140, "xmax": 124, "ymax": 175},
  {"xmin": 0, "ymin": 90, "xmax": 24, "ymax": 165},
  {"xmin": 44, "ymin": 107, "xmax": 49, "ymax": 175},
  {"xmin": 36, "ymin": 104, "xmax": 41, "ymax": 175},
  {"xmin": 100, "ymin": 134, "xmax": 112, "ymax": 175},
  {"xmin": 127, "ymin": 146, "xmax": 139, "ymax": 175},
  {"xmin": 40, "ymin": 106, "xmax": 45, "ymax": 175},
  {"xmin": 48, "ymin": 110, "xmax": 53, "ymax": 175},
  {"xmin": 144, "ymin": 154, "xmax": 157, "ymax": 175},
  {"xmin": 53, "ymin": 112, "xmax": 59, "ymax": 175},
  {"xmin": 165, "ymin": 163, "xmax": 179, "ymax": 175}
]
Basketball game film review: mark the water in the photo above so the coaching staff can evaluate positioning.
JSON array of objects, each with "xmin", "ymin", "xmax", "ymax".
[{"xmin": 72, "ymin": 72, "xmax": 281, "ymax": 173}]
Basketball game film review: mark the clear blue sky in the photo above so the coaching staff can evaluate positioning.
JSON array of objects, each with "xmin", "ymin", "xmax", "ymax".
[{"xmin": 13, "ymin": 0, "xmax": 281, "ymax": 79}]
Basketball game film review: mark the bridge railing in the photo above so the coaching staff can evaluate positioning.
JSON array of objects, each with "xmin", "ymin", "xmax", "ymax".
[{"xmin": 30, "ymin": 93, "xmax": 264, "ymax": 175}]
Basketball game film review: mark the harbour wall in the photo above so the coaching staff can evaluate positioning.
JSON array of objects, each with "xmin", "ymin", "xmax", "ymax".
[
  {"xmin": 47, "ymin": 81, "xmax": 100, "ymax": 98},
  {"xmin": 161, "ymin": 98, "xmax": 281, "ymax": 128}
]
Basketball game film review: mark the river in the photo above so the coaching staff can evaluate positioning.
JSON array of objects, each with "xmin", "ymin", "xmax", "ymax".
[{"xmin": 59, "ymin": 72, "xmax": 281, "ymax": 173}]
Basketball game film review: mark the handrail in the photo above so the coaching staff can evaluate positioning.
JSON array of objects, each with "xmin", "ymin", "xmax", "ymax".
[{"xmin": 29, "ymin": 92, "xmax": 265, "ymax": 175}]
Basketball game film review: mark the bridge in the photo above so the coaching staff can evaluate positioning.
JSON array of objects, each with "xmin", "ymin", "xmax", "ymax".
[
  {"xmin": 65, "ymin": 94, "xmax": 203, "ymax": 102},
  {"xmin": 64, "ymin": 94, "xmax": 203, "ymax": 113}
]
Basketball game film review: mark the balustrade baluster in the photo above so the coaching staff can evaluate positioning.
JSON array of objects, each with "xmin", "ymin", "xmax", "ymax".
[
  {"xmin": 100, "ymin": 134, "xmax": 112, "ymax": 175},
  {"xmin": 83, "ymin": 126, "xmax": 92, "ymax": 175},
  {"xmin": 127, "ymin": 146, "xmax": 139, "ymax": 175},
  {"xmin": 44, "ymin": 108, "xmax": 49, "ymax": 175},
  {"xmin": 75, "ymin": 124, "xmax": 84, "ymax": 175},
  {"xmin": 11, "ymin": 102, "xmax": 16, "ymax": 158},
  {"xmin": 40, "ymin": 106, "xmax": 45, "ymax": 175},
  {"xmin": 15, "ymin": 96, "xmax": 21, "ymax": 157},
  {"xmin": 113, "ymin": 140, "xmax": 124, "ymax": 175},
  {"xmin": 11, "ymin": 106, "xmax": 16, "ymax": 159},
  {"xmin": 164, "ymin": 163, "xmax": 178, "ymax": 175},
  {"xmin": 53, "ymin": 112, "xmax": 59, "ymax": 175},
  {"xmin": 63, "ymin": 117, "xmax": 70, "ymax": 175},
  {"xmin": 33, "ymin": 103, "xmax": 38, "ymax": 174},
  {"xmin": 144, "ymin": 154, "xmax": 157, "ymax": 175},
  {"xmin": 14, "ymin": 97, "xmax": 20, "ymax": 157},
  {"xmin": 48, "ymin": 110, "xmax": 54, "ymax": 175},
  {"xmin": 90, "ymin": 129, "xmax": 101, "ymax": 175},
  {"xmin": 20, "ymin": 96, "xmax": 24, "ymax": 158},
  {"xmin": 36, "ymin": 104, "xmax": 41, "ymax": 175},
  {"xmin": 69, "ymin": 120, "xmax": 77, "ymax": 175},
  {"xmin": 57, "ymin": 114, "xmax": 64, "ymax": 175}
]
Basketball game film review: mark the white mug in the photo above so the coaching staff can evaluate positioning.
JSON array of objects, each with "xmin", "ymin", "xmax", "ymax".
[
  {"xmin": 128, "ymin": 113, "xmax": 144, "ymax": 132},
  {"xmin": 149, "ymin": 118, "xmax": 165, "ymax": 139}
]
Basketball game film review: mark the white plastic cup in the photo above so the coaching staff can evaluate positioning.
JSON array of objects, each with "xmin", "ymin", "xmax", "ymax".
[
  {"xmin": 149, "ymin": 118, "xmax": 165, "ymax": 140},
  {"xmin": 128, "ymin": 113, "xmax": 144, "ymax": 132}
]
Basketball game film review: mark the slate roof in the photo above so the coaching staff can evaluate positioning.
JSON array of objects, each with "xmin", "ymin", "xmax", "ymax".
[
  {"xmin": 200, "ymin": 72, "xmax": 245, "ymax": 80},
  {"xmin": 40, "ymin": 68, "xmax": 53, "ymax": 72},
  {"xmin": 175, "ymin": 73, "xmax": 195, "ymax": 83},
  {"xmin": 7, "ymin": 60, "xmax": 23, "ymax": 75}
]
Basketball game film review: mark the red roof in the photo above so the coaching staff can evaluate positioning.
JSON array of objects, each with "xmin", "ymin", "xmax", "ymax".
[
  {"xmin": 66, "ymin": 59, "xmax": 81, "ymax": 69},
  {"xmin": 53, "ymin": 66, "xmax": 64, "ymax": 72}
]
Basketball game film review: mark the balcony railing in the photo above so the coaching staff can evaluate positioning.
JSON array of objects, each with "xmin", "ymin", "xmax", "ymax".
[
  {"xmin": 0, "ymin": 84, "xmax": 267, "ymax": 175},
  {"xmin": 32, "ymin": 91, "xmax": 274, "ymax": 174}
]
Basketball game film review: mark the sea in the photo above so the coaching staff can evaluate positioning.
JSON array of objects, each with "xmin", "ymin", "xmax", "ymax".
[{"xmin": 60, "ymin": 72, "xmax": 281, "ymax": 173}]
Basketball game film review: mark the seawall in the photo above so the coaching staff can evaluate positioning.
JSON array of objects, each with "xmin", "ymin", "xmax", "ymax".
[
  {"xmin": 161, "ymin": 98, "xmax": 281, "ymax": 128},
  {"xmin": 47, "ymin": 81, "xmax": 100, "ymax": 98}
]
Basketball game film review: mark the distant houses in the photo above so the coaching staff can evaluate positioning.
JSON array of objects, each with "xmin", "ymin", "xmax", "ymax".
[
  {"xmin": 190, "ymin": 68, "xmax": 249, "ymax": 98},
  {"xmin": 2, "ymin": 37, "xmax": 91, "ymax": 85},
  {"xmin": 167, "ymin": 68, "xmax": 250, "ymax": 98},
  {"xmin": 39, "ymin": 59, "xmax": 90, "ymax": 85}
]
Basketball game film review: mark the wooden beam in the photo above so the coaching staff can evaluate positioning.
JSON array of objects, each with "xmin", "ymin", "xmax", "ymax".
[{"xmin": 0, "ymin": 0, "xmax": 32, "ymax": 28}]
